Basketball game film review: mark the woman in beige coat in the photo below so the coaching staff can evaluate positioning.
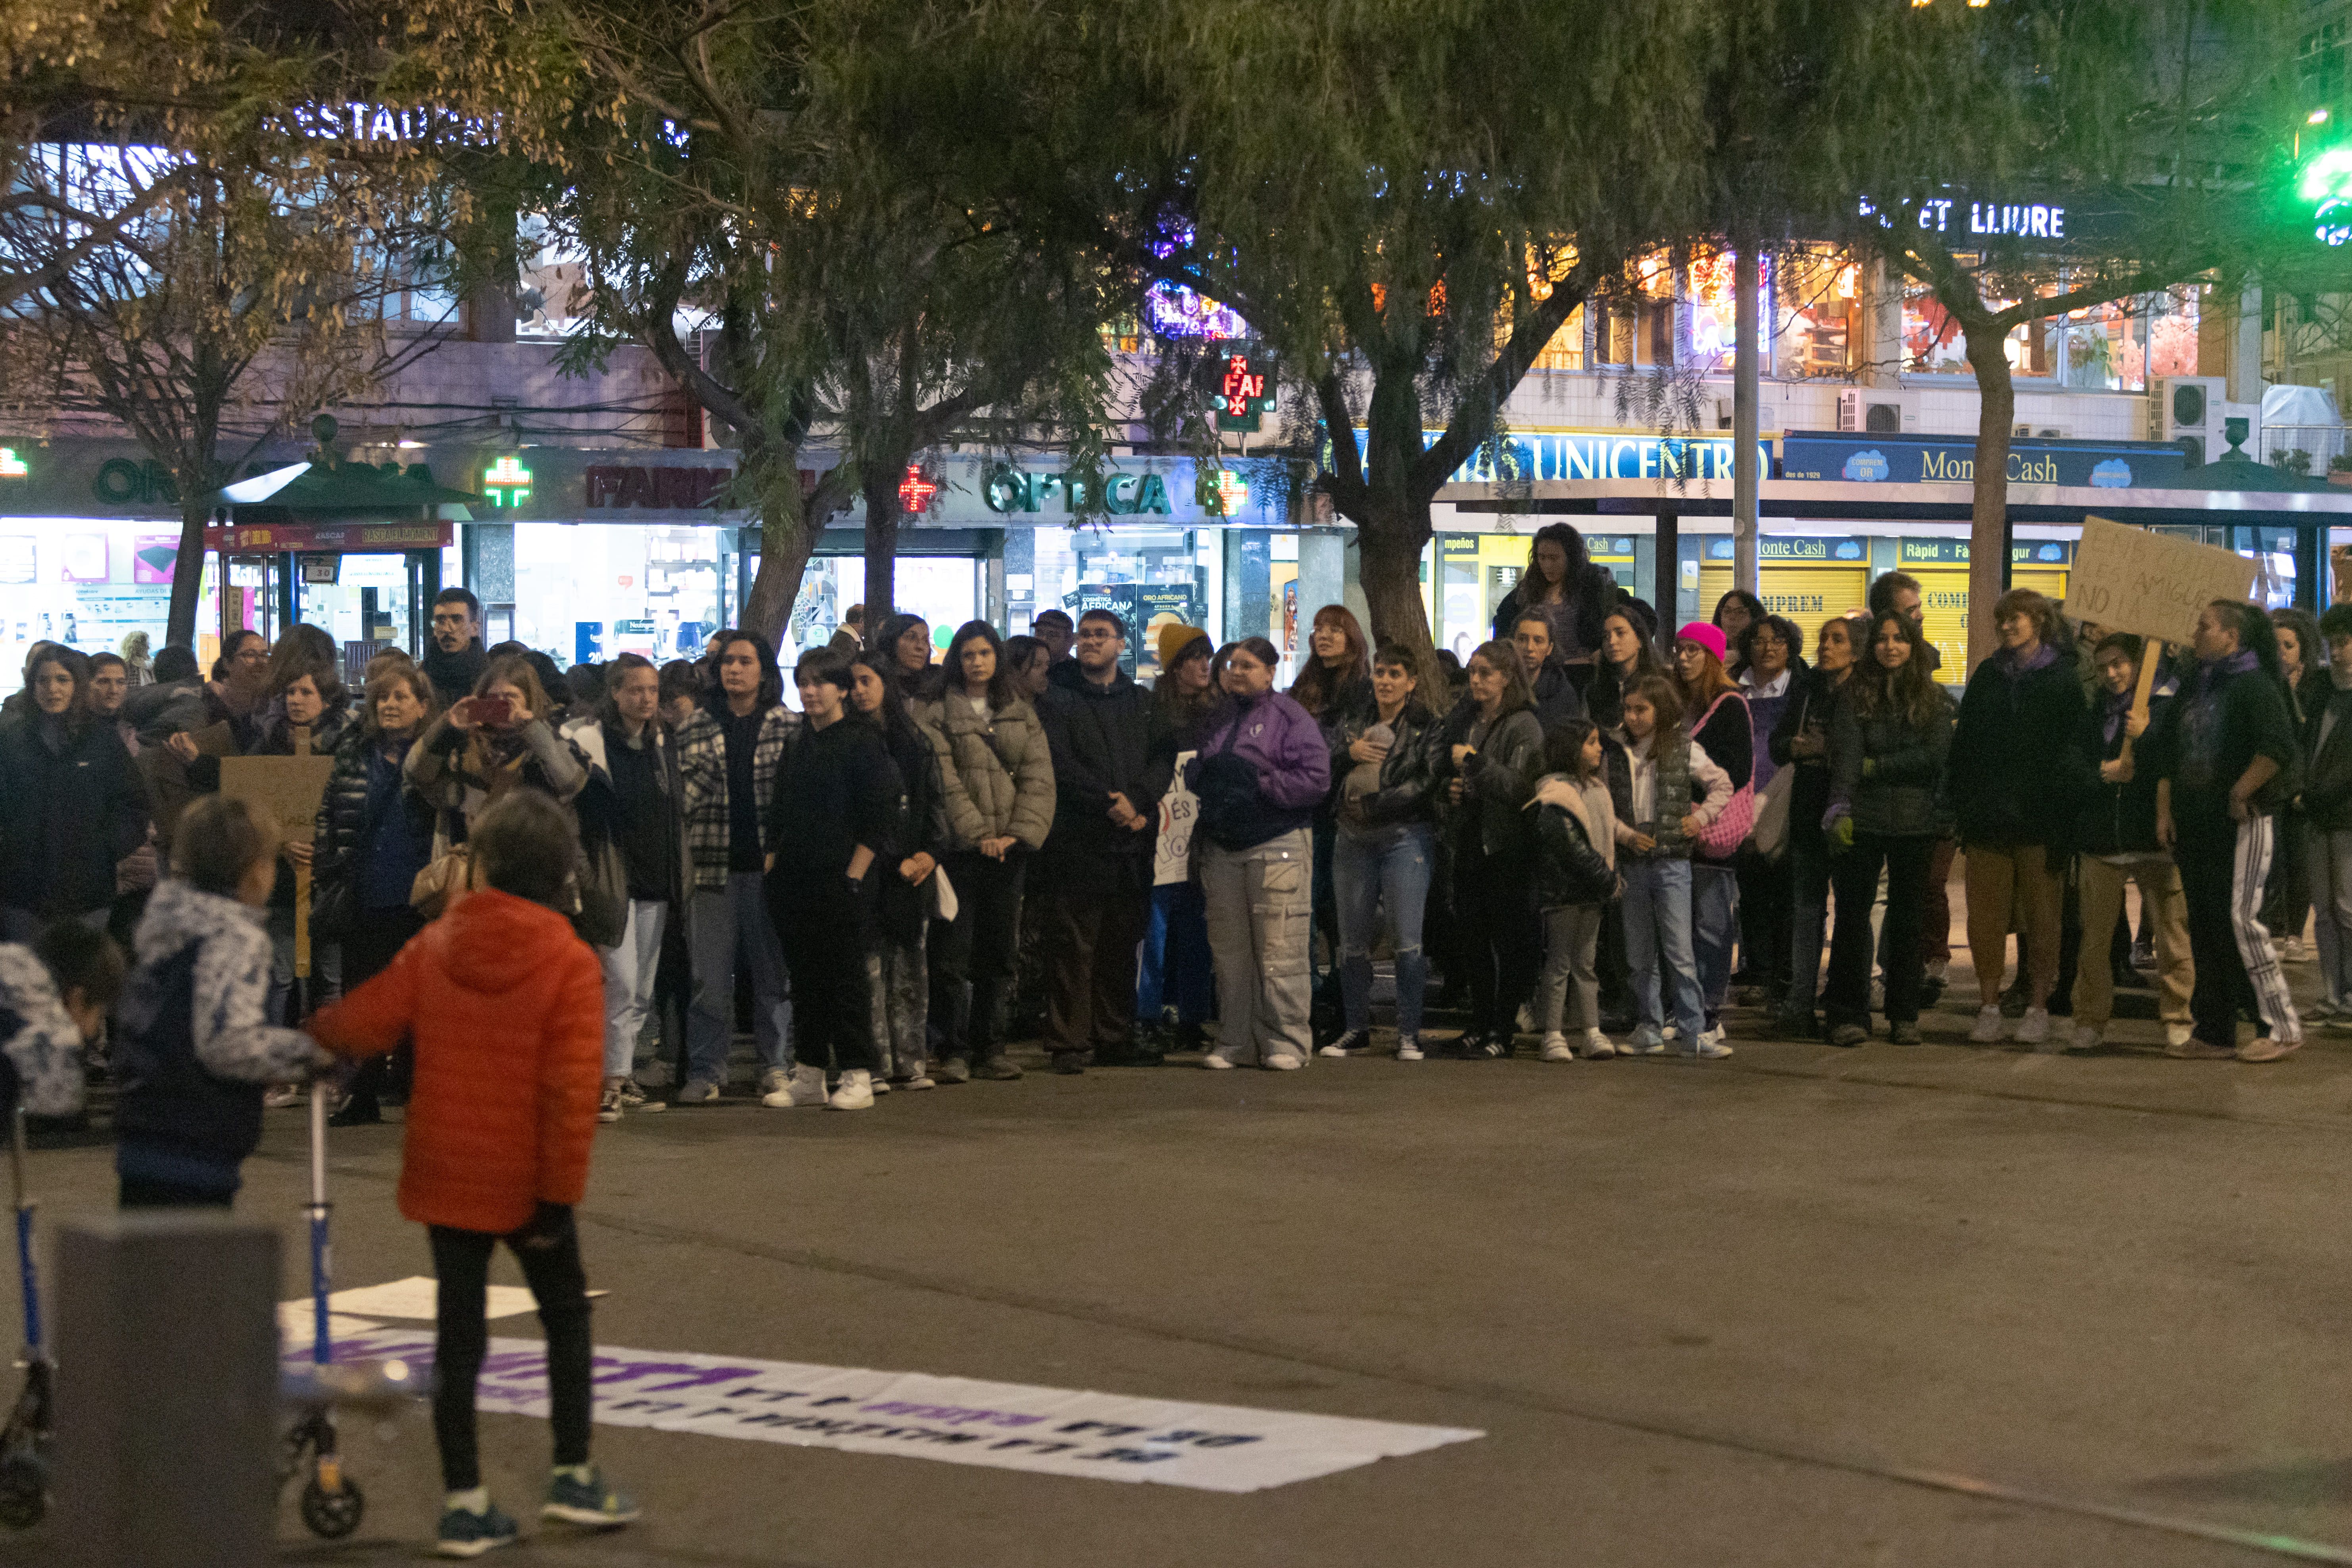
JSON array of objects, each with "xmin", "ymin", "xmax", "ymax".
[{"xmin": 916, "ymin": 620, "xmax": 1055, "ymax": 1081}]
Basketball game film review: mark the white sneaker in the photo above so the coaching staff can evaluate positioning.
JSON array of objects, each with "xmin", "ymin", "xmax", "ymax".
[
  {"xmin": 761, "ymin": 1064, "xmax": 828, "ymax": 1108},
  {"xmin": 2014, "ymin": 1006, "xmax": 2051, "ymax": 1046},
  {"xmin": 1624, "ymin": 1027, "xmax": 1666, "ymax": 1056},
  {"xmin": 1395, "ymin": 1038, "xmax": 1425, "ymax": 1061},
  {"xmin": 1691, "ymin": 1037, "xmax": 1734, "ymax": 1059},
  {"xmin": 1201, "ymin": 1050, "xmax": 1235, "ymax": 1070},
  {"xmin": 759, "ymin": 1065, "xmax": 791, "ymax": 1097},
  {"xmin": 1968, "ymin": 1006, "xmax": 2010, "ymax": 1043},
  {"xmin": 2164, "ymin": 1021, "xmax": 2194, "ymax": 1048},
  {"xmin": 2284, "ymin": 937, "xmax": 2310, "ymax": 962},
  {"xmin": 1580, "ymin": 1028, "xmax": 1615, "ymax": 1059},
  {"xmin": 827, "ymin": 1069, "xmax": 876, "ymax": 1110},
  {"xmin": 1539, "ymin": 1032, "xmax": 1574, "ymax": 1062},
  {"xmin": 264, "ymin": 1084, "xmax": 303, "ymax": 1109},
  {"xmin": 1263, "ymin": 1054, "xmax": 1303, "ymax": 1071},
  {"xmin": 2068, "ymin": 1022, "xmax": 2103, "ymax": 1052}
]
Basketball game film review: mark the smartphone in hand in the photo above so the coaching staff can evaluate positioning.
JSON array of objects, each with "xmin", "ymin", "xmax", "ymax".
[{"xmin": 459, "ymin": 694, "xmax": 515, "ymax": 729}]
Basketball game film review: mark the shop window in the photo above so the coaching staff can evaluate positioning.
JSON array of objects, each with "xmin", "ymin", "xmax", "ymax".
[
  {"xmin": 1901, "ymin": 287, "xmax": 2049, "ymax": 378},
  {"xmin": 2051, "ymin": 286, "xmax": 2200, "ymax": 391},
  {"xmin": 1776, "ymin": 250, "xmax": 1857, "ymax": 378}
]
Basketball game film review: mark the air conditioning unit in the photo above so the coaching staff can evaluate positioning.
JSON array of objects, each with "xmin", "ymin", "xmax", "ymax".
[
  {"xmin": 1837, "ymin": 388, "xmax": 1918, "ymax": 434},
  {"xmin": 2147, "ymin": 375, "xmax": 2226, "ymax": 466},
  {"xmin": 2014, "ymin": 423, "xmax": 2069, "ymax": 439}
]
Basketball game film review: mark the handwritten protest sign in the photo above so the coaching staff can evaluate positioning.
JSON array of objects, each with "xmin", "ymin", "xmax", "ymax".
[
  {"xmin": 1154, "ymin": 748, "xmax": 1198, "ymax": 886},
  {"xmin": 221, "ymin": 748, "xmax": 336, "ymax": 976},
  {"xmin": 289, "ymin": 1324, "xmax": 1482, "ymax": 1492},
  {"xmin": 2061, "ymin": 515, "xmax": 2258, "ymax": 645}
]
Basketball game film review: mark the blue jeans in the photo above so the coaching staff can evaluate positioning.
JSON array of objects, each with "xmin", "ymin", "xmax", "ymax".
[
  {"xmin": 1332, "ymin": 822, "xmax": 1434, "ymax": 1037},
  {"xmin": 1622, "ymin": 858, "xmax": 1706, "ymax": 1043},
  {"xmin": 1136, "ymin": 881, "xmax": 1213, "ymax": 1027},
  {"xmin": 687, "ymin": 873, "xmax": 792, "ymax": 1085},
  {"xmin": 1785, "ymin": 826, "xmax": 1832, "ymax": 1015},
  {"xmin": 1691, "ymin": 861, "xmax": 1738, "ymax": 1015}
]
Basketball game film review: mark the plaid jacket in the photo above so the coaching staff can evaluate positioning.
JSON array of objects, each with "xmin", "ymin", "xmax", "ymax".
[{"xmin": 676, "ymin": 704, "xmax": 799, "ymax": 893}]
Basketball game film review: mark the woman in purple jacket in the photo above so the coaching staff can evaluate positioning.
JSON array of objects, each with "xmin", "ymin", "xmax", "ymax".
[{"xmin": 1190, "ymin": 637, "xmax": 1332, "ymax": 1069}]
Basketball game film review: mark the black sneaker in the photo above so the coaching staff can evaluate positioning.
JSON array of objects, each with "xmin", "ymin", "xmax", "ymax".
[
  {"xmin": 1049, "ymin": 1052, "xmax": 1087, "ymax": 1075},
  {"xmin": 973, "ymin": 1055, "xmax": 1023, "ymax": 1081},
  {"xmin": 438, "ymin": 1500, "xmax": 520, "ymax": 1557},
  {"xmin": 1770, "ymin": 1010, "xmax": 1817, "ymax": 1040},
  {"xmin": 935, "ymin": 1057, "xmax": 972, "ymax": 1084},
  {"xmin": 1318, "ymin": 1029, "xmax": 1371, "ymax": 1058}
]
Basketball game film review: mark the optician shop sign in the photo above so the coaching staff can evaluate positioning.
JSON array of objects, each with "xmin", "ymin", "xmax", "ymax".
[{"xmin": 1780, "ymin": 432, "xmax": 2190, "ymax": 489}]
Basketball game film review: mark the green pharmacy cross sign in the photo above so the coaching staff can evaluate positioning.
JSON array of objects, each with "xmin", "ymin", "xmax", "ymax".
[{"xmin": 2299, "ymin": 143, "xmax": 2352, "ymax": 247}]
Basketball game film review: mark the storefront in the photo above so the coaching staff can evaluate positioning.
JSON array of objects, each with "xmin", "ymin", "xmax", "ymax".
[
  {"xmin": 1696, "ymin": 535, "xmax": 1874, "ymax": 632},
  {"xmin": 1424, "ymin": 529, "xmax": 1648, "ymax": 662},
  {"xmin": 1894, "ymin": 537, "xmax": 2074, "ymax": 673}
]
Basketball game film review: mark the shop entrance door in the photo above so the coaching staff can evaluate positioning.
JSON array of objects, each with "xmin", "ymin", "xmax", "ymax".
[{"xmin": 294, "ymin": 551, "xmax": 430, "ymax": 687}]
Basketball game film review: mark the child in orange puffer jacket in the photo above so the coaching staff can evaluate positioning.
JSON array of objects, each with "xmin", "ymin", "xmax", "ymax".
[{"xmin": 310, "ymin": 791, "xmax": 638, "ymax": 1557}]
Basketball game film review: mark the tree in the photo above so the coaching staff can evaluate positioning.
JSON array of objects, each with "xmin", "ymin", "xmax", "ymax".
[
  {"xmin": 1090, "ymin": 0, "xmax": 1719, "ymax": 655},
  {"xmin": 494, "ymin": 0, "xmax": 1116, "ymax": 645},
  {"xmin": 2, "ymin": 1, "xmax": 467, "ymax": 643},
  {"xmin": 1817, "ymin": 0, "xmax": 2302, "ymax": 664}
]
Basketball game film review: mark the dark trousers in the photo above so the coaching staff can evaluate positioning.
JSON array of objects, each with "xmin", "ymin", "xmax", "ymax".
[
  {"xmin": 1040, "ymin": 861, "xmax": 1152, "ymax": 1059},
  {"xmin": 929, "ymin": 850, "xmax": 1025, "ymax": 1061},
  {"xmin": 1455, "ymin": 846, "xmax": 1538, "ymax": 1039},
  {"xmin": 1785, "ymin": 825, "xmax": 1832, "ymax": 1015},
  {"xmin": 119, "ymin": 1176, "xmax": 231, "ymax": 1209},
  {"xmin": 1596, "ymin": 898, "xmax": 1634, "ymax": 1021},
  {"xmin": 1826, "ymin": 832, "xmax": 1933, "ymax": 1028},
  {"xmin": 1310, "ymin": 814, "xmax": 1340, "ymax": 1032},
  {"xmin": 775, "ymin": 881, "xmax": 876, "ymax": 1074},
  {"xmin": 1735, "ymin": 851, "xmax": 1793, "ymax": 1001},
  {"xmin": 2177, "ymin": 813, "xmax": 2285, "ymax": 1046},
  {"xmin": 340, "ymin": 905, "xmax": 426, "ymax": 1114},
  {"xmin": 429, "ymin": 1212, "xmax": 593, "ymax": 1493}
]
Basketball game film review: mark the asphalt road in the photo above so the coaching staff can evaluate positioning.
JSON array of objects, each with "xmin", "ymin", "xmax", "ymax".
[{"xmin": 8, "ymin": 941, "xmax": 2352, "ymax": 1565}]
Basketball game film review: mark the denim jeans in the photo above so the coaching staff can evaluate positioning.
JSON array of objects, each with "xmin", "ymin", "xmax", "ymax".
[
  {"xmin": 2308, "ymin": 827, "xmax": 2352, "ymax": 1006},
  {"xmin": 1200, "ymin": 829, "xmax": 1314, "ymax": 1065},
  {"xmin": 1621, "ymin": 857, "xmax": 1705, "ymax": 1043},
  {"xmin": 1332, "ymin": 821, "xmax": 1434, "ymax": 1038},
  {"xmin": 1136, "ymin": 881, "xmax": 1213, "ymax": 1027},
  {"xmin": 1690, "ymin": 860, "xmax": 1739, "ymax": 1015},
  {"xmin": 599, "ymin": 899, "xmax": 667, "ymax": 1080},
  {"xmin": 1785, "ymin": 825, "xmax": 1832, "ymax": 1015},
  {"xmin": 687, "ymin": 872, "xmax": 792, "ymax": 1086}
]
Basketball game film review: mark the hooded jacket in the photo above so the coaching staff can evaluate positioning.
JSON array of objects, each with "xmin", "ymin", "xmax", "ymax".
[
  {"xmin": 0, "ymin": 942, "xmax": 86, "ymax": 1122},
  {"xmin": 1189, "ymin": 690, "xmax": 1331, "ymax": 852},
  {"xmin": 114, "ymin": 879, "xmax": 326, "ymax": 1194},
  {"xmin": 1530, "ymin": 773, "xmax": 1617, "ymax": 908},
  {"xmin": 309, "ymin": 887, "xmax": 603, "ymax": 1233},
  {"xmin": 1037, "ymin": 664, "xmax": 1164, "ymax": 869}
]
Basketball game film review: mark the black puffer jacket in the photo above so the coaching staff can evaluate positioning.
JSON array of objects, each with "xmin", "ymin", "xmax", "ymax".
[
  {"xmin": 1945, "ymin": 647, "xmax": 2090, "ymax": 848},
  {"xmin": 1770, "ymin": 668, "xmax": 1850, "ymax": 848},
  {"xmin": 1532, "ymin": 793, "xmax": 1613, "ymax": 908},
  {"xmin": 0, "ymin": 714, "xmax": 149, "ymax": 917},
  {"xmin": 313, "ymin": 725, "xmax": 436, "ymax": 915},
  {"xmin": 1326, "ymin": 697, "xmax": 1442, "ymax": 831}
]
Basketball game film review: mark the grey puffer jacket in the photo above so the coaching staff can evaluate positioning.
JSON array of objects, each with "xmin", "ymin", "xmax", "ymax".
[{"xmin": 915, "ymin": 691, "xmax": 1057, "ymax": 852}]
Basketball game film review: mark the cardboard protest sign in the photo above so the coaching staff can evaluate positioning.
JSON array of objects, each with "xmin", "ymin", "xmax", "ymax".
[
  {"xmin": 1154, "ymin": 748, "xmax": 1198, "ymax": 887},
  {"xmin": 2061, "ymin": 515, "xmax": 2259, "ymax": 645},
  {"xmin": 221, "ymin": 749, "xmax": 336, "ymax": 978}
]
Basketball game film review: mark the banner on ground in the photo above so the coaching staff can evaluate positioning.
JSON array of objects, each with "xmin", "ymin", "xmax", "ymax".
[
  {"xmin": 2060, "ymin": 516, "xmax": 2258, "ymax": 645},
  {"xmin": 290, "ymin": 1324, "xmax": 1481, "ymax": 1493}
]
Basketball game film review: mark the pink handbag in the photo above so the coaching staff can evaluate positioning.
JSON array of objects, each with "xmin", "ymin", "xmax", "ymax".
[{"xmin": 1689, "ymin": 694, "xmax": 1755, "ymax": 859}]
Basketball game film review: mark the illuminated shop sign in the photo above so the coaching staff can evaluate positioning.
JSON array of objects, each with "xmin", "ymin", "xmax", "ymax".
[
  {"xmin": 0, "ymin": 449, "xmax": 23, "ymax": 478},
  {"xmin": 481, "ymin": 456, "xmax": 533, "ymax": 509},
  {"xmin": 1863, "ymin": 195, "xmax": 2067, "ymax": 240},
  {"xmin": 1439, "ymin": 430, "xmax": 1774, "ymax": 486},
  {"xmin": 984, "ymin": 467, "xmax": 1175, "ymax": 515},
  {"xmin": 1704, "ymin": 536, "xmax": 1866, "ymax": 563},
  {"xmin": 1898, "ymin": 537, "xmax": 2075, "ymax": 567},
  {"xmin": 1781, "ymin": 432, "xmax": 2187, "ymax": 488}
]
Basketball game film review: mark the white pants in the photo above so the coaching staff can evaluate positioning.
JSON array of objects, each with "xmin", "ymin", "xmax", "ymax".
[{"xmin": 599, "ymin": 899, "xmax": 668, "ymax": 1079}]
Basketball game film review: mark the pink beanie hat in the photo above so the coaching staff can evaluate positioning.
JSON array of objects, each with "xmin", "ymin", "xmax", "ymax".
[{"xmin": 1675, "ymin": 621, "xmax": 1728, "ymax": 664}]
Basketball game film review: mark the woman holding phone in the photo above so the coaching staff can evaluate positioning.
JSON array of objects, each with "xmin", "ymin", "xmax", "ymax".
[{"xmin": 406, "ymin": 655, "xmax": 588, "ymax": 829}]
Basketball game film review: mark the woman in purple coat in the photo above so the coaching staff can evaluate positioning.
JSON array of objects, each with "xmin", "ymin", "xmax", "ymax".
[{"xmin": 1190, "ymin": 637, "xmax": 1332, "ymax": 1069}]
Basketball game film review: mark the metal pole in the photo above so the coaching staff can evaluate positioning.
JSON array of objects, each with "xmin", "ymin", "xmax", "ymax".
[
  {"xmin": 1733, "ymin": 243, "xmax": 1761, "ymax": 599},
  {"xmin": 1654, "ymin": 509, "xmax": 1680, "ymax": 632}
]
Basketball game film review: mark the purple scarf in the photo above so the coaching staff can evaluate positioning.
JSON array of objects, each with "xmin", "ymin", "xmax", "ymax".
[{"xmin": 2193, "ymin": 648, "xmax": 2258, "ymax": 698}]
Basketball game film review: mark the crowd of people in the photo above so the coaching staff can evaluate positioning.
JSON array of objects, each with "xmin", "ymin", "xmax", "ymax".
[
  {"xmin": 0, "ymin": 530, "xmax": 2337, "ymax": 1160},
  {"xmin": 0, "ymin": 530, "xmax": 2339, "ymax": 1553}
]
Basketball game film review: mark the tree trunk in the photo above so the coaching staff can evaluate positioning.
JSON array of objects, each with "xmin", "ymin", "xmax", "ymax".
[
  {"xmin": 1354, "ymin": 489, "xmax": 1435, "ymax": 660},
  {"xmin": 166, "ymin": 495, "xmax": 210, "ymax": 648},
  {"xmin": 862, "ymin": 461, "xmax": 903, "ymax": 628},
  {"xmin": 1962, "ymin": 321, "xmax": 2016, "ymax": 672}
]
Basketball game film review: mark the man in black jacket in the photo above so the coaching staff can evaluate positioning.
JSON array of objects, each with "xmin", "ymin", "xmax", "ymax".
[
  {"xmin": 1035, "ymin": 609, "xmax": 1165, "ymax": 1073},
  {"xmin": 422, "ymin": 588, "xmax": 488, "ymax": 709}
]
